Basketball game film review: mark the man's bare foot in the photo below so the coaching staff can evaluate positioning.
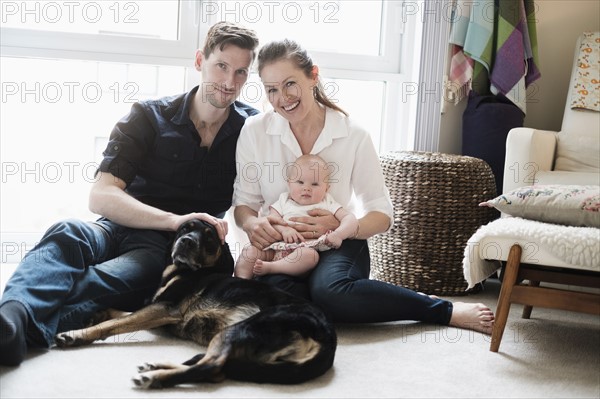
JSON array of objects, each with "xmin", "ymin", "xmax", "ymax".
[
  {"xmin": 449, "ymin": 302, "xmax": 495, "ymax": 335},
  {"xmin": 253, "ymin": 259, "xmax": 272, "ymax": 276}
]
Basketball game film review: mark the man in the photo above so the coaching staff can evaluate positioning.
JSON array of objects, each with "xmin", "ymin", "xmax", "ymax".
[{"xmin": 0, "ymin": 21, "xmax": 259, "ymax": 366}]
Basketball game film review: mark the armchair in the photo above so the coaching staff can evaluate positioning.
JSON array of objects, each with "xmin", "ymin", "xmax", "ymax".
[{"xmin": 462, "ymin": 32, "xmax": 600, "ymax": 352}]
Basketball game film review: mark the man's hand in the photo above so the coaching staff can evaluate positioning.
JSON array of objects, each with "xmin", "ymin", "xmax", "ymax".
[
  {"xmin": 173, "ymin": 213, "xmax": 228, "ymax": 244},
  {"xmin": 288, "ymin": 209, "xmax": 340, "ymax": 240},
  {"xmin": 90, "ymin": 172, "xmax": 229, "ymax": 239}
]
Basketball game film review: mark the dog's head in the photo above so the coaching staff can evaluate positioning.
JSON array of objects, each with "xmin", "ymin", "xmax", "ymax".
[{"xmin": 171, "ymin": 219, "xmax": 226, "ymax": 271}]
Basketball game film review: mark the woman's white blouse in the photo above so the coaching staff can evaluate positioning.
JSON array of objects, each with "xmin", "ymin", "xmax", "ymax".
[{"xmin": 233, "ymin": 108, "xmax": 393, "ymax": 225}]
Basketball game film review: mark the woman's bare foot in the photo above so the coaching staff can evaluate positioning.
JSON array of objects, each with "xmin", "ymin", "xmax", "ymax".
[{"xmin": 449, "ymin": 302, "xmax": 495, "ymax": 335}]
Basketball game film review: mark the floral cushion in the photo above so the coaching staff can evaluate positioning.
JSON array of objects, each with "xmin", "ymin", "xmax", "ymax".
[{"xmin": 480, "ymin": 185, "xmax": 600, "ymax": 227}]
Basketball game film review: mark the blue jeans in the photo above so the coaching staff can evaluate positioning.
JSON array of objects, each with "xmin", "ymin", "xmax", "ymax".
[
  {"xmin": 256, "ymin": 240, "xmax": 453, "ymax": 325},
  {"xmin": 0, "ymin": 218, "xmax": 173, "ymax": 347}
]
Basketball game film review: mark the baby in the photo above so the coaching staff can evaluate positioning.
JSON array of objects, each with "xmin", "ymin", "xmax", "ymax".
[{"xmin": 235, "ymin": 154, "xmax": 359, "ymax": 279}]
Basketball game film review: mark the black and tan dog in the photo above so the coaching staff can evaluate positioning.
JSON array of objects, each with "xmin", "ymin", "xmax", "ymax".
[{"xmin": 55, "ymin": 219, "xmax": 337, "ymax": 389}]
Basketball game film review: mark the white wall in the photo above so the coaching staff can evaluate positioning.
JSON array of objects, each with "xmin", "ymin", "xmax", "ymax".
[{"xmin": 438, "ymin": 0, "xmax": 600, "ymax": 154}]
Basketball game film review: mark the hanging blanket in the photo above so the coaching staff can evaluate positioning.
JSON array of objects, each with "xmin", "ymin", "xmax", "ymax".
[
  {"xmin": 489, "ymin": 0, "xmax": 541, "ymax": 113},
  {"xmin": 462, "ymin": 217, "xmax": 600, "ymax": 289},
  {"xmin": 448, "ymin": 0, "xmax": 541, "ymax": 113},
  {"xmin": 447, "ymin": 1, "xmax": 476, "ymax": 104},
  {"xmin": 447, "ymin": 44, "xmax": 475, "ymax": 105},
  {"xmin": 570, "ymin": 31, "xmax": 600, "ymax": 112}
]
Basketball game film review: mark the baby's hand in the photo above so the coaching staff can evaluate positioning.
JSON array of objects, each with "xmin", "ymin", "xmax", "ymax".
[
  {"xmin": 282, "ymin": 227, "xmax": 304, "ymax": 243},
  {"xmin": 325, "ymin": 232, "xmax": 342, "ymax": 249}
]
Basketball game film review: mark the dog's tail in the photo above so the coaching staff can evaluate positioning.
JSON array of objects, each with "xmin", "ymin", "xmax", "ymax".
[{"xmin": 221, "ymin": 304, "xmax": 337, "ymax": 384}]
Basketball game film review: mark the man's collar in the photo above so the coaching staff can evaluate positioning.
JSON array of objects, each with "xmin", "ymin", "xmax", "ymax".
[
  {"xmin": 171, "ymin": 86, "xmax": 248, "ymax": 128},
  {"xmin": 170, "ymin": 86, "xmax": 199, "ymax": 126}
]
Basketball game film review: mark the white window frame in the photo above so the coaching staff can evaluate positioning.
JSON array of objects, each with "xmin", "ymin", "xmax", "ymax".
[
  {"xmin": 0, "ymin": 0, "xmax": 199, "ymax": 66},
  {"xmin": 198, "ymin": 0, "xmax": 406, "ymax": 74}
]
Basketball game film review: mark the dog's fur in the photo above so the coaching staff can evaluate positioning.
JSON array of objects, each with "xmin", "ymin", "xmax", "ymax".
[{"xmin": 55, "ymin": 219, "xmax": 337, "ymax": 389}]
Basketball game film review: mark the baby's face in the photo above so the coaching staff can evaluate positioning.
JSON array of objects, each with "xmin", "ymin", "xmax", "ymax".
[{"xmin": 287, "ymin": 162, "xmax": 329, "ymax": 206}]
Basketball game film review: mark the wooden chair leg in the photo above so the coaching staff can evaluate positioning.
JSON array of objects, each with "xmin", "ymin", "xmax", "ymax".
[
  {"xmin": 490, "ymin": 244, "xmax": 522, "ymax": 352},
  {"xmin": 521, "ymin": 280, "xmax": 540, "ymax": 319}
]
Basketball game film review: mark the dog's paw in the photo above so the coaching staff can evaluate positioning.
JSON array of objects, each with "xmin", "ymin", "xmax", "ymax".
[
  {"xmin": 54, "ymin": 331, "xmax": 94, "ymax": 347},
  {"xmin": 137, "ymin": 362, "xmax": 158, "ymax": 372},
  {"xmin": 132, "ymin": 373, "xmax": 161, "ymax": 389},
  {"xmin": 54, "ymin": 332, "xmax": 77, "ymax": 348}
]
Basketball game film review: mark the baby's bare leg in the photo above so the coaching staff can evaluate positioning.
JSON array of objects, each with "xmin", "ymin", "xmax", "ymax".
[
  {"xmin": 234, "ymin": 246, "xmax": 262, "ymax": 279},
  {"xmin": 253, "ymin": 248, "xmax": 319, "ymax": 277},
  {"xmin": 234, "ymin": 245, "xmax": 276, "ymax": 279}
]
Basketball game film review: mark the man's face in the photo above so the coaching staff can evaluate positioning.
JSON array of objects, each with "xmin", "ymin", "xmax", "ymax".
[{"xmin": 198, "ymin": 45, "xmax": 254, "ymax": 109}]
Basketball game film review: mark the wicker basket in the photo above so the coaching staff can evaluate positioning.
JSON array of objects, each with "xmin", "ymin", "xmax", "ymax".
[{"xmin": 368, "ymin": 151, "xmax": 498, "ymax": 296}]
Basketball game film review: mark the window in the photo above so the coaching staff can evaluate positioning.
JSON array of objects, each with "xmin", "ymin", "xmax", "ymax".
[
  {"xmin": 0, "ymin": 0, "xmax": 423, "ymax": 251},
  {"xmin": 1, "ymin": 1, "xmax": 180, "ymax": 39},
  {"xmin": 0, "ymin": 56, "xmax": 185, "ymax": 236},
  {"xmin": 1, "ymin": 0, "xmax": 197, "ymax": 64},
  {"xmin": 1, "ymin": 0, "xmax": 194, "ymax": 242},
  {"xmin": 199, "ymin": 0, "xmax": 402, "ymax": 72}
]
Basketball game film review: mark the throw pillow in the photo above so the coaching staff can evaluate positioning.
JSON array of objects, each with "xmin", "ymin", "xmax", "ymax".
[{"xmin": 480, "ymin": 185, "xmax": 600, "ymax": 227}]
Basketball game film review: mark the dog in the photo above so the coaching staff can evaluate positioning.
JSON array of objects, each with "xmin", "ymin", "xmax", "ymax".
[{"xmin": 55, "ymin": 219, "xmax": 337, "ymax": 389}]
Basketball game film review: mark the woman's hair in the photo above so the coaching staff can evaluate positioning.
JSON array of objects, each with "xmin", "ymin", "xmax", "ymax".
[
  {"xmin": 257, "ymin": 39, "xmax": 348, "ymax": 116},
  {"xmin": 203, "ymin": 21, "xmax": 259, "ymax": 61}
]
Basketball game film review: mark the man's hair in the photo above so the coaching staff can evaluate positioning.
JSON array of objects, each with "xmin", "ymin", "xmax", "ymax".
[{"xmin": 202, "ymin": 21, "xmax": 259, "ymax": 60}]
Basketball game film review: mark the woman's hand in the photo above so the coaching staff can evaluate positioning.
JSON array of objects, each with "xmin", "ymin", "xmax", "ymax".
[{"xmin": 288, "ymin": 209, "xmax": 340, "ymax": 240}]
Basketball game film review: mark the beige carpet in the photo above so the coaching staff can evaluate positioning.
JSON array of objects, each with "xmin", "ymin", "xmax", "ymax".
[{"xmin": 1, "ymin": 274, "xmax": 599, "ymax": 398}]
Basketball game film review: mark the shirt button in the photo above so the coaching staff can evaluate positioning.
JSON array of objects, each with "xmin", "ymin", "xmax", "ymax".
[
  {"xmin": 113, "ymin": 145, "xmax": 119, "ymax": 151},
  {"xmin": 173, "ymin": 153, "xmax": 178, "ymax": 159}
]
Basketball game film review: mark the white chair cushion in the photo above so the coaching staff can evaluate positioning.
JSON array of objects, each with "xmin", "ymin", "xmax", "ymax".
[
  {"xmin": 554, "ymin": 127, "xmax": 600, "ymax": 172},
  {"xmin": 463, "ymin": 217, "xmax": 600, "ymax": 289},
  {"xmin": 535, "ymin": 171, "xmax": 600, "ymax": 185}
]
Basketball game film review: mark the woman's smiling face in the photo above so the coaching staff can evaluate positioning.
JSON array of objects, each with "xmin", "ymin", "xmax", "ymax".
[{"xmin": 260, "ymin": 59, "xmax": 319, "ymax": 123}]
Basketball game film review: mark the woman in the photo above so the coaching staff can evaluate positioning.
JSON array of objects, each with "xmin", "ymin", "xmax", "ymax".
[{"xmin": 233, "ymin": 39, "xmax": 494, "ymax": 333}]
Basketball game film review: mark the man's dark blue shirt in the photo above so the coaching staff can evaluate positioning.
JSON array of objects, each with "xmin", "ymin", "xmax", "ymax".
[{"xmin": 98, "ymin": 86, "xmax": 259, "ymax": 218}]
